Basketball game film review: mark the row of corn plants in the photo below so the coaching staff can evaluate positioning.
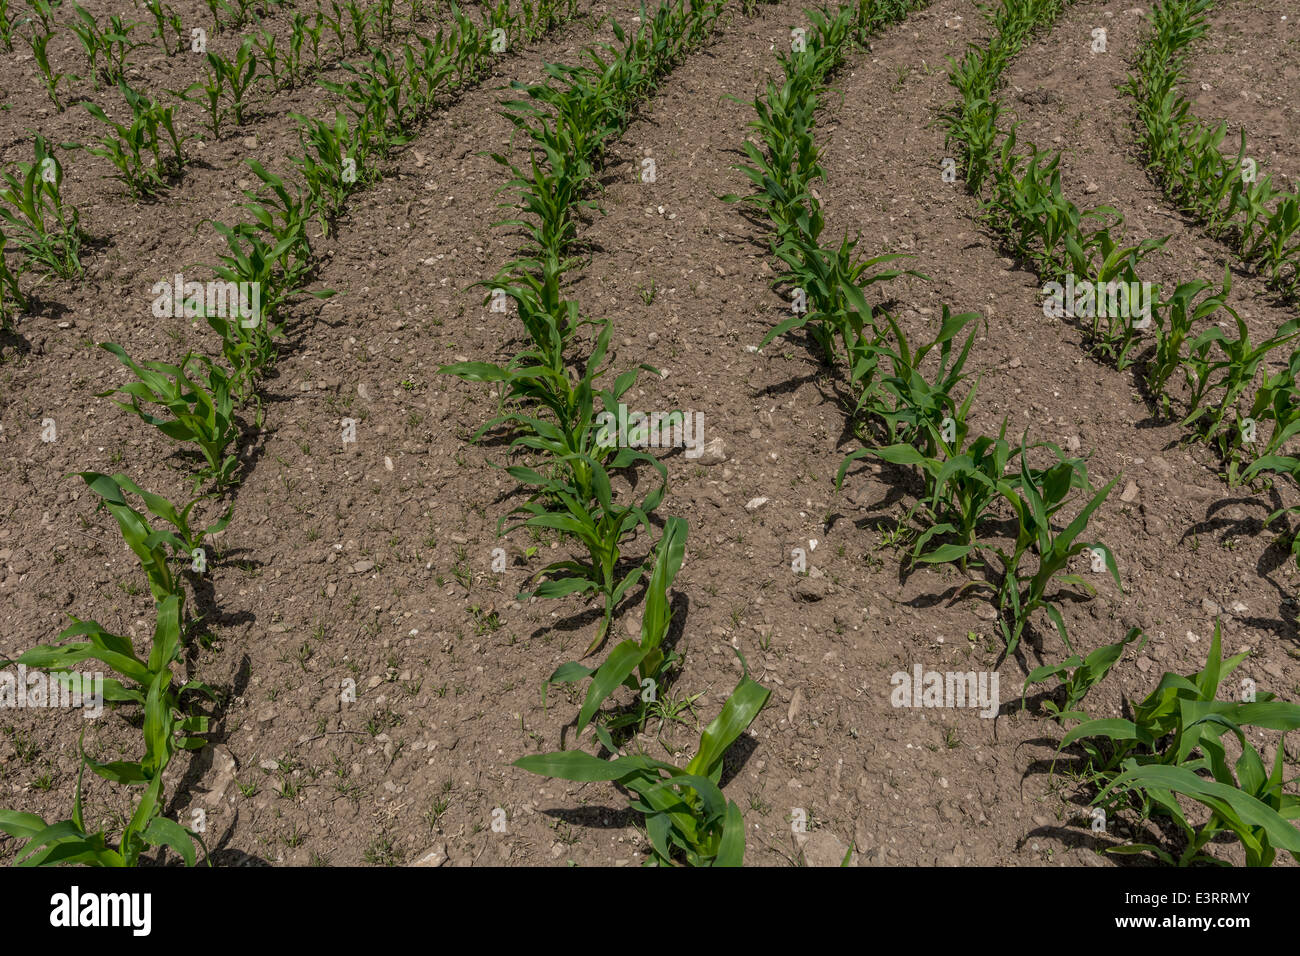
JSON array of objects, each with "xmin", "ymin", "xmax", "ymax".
[
  {"xmin": 19, "ymin": 0, "xmax": 418, "ymax": 110},
  {"xmin": 70, "ymin": 0, "xmax": 582, "ymax": 491},
  {"xmin": 1127, "ymin": 0, "xmax": 1300, "ymax": 302},
  {"xmin": 0, "ymin": 1, "xmax": 516, "ymax": 324},
  {"xmin": 728, "ymin": 1, "xmax": 1122, "ymax": 658},
  {"xmin": 0, "ymin": 0, "xmax": 312, "ymax": 862},
  {"xmin": 0, "ymin": 149, "xmax": 293, "ymax": 865},
  {"xmin": 0, "ymin": 0, "xmax": 589, "ymax": 866},
  {"xmin": 2, "ymin": 0, "xmax": 574, "ymax": 328},
  {"xmin": 0, "ymin": 473, "xmax": 228, "ymax": 863},
  {"xmin": 436, "ymin": 0, "xmax": 776, "ymax": 865},
  {"xmin": 946, "ymin": 0, "xmax": 1300, "ymax": 867},
  {"xmin": 946, "ymin": 0, "xmax": 1300, "ymax": 493},
  {"xmin": 0, "ymin": 164, "xmax": 298, "ymax": 860},
  {"xmin": 1126, "ymin": 0, "xmax": 1300, "ymax": 564}
]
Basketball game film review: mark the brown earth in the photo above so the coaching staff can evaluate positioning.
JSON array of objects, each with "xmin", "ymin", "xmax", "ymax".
[{"xmin": 0, "ymin": 0, "xmax": 1297, "ymax": 868}]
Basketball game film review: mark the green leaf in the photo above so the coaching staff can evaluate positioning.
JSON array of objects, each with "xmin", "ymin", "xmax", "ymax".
[{"xmin": 686, "ymin": 676, "xmax": 770, "ymax": 781}]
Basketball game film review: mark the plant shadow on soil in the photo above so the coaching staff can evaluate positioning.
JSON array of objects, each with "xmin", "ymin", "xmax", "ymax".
[{"xmin": 159, "ymin": 652, "xmax": 265, "ymax": 867}]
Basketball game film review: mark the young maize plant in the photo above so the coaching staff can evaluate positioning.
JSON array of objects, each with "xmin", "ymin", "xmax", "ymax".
[
  {"xmin": 0, "ymin": 136, "xmax": 82, "ymax": 279},
  {"xmin": 0, "ymin": 592, "xmax": 214, "ymax": 866},
  {"xmin": 83, "ymin": 80, "xmax": 190, "ymax": 198},
  {"xmin": 182, "ymin": 40, "xmax": 262, "ymax": 137},
  {"xmin": 1241, "ymin": 347, "xmax": 1300, "ymax": 464},
  {"xmin": 838, "ymin": 420, "xmax": 1017, "ymax": 572},
  {"xmin": 22, "ymin": 15, "xmax": 75, "ymax": 112},
  {"xmin": 832, "ymin": 308, "xmax": 984, "ymax": 559},
  {"xmin": 191, "ymin": 160, "xmax": 333, "ymax": 393},
  {"xmin": 144, "ymin": 0, "xmax": 186, "ymax": 56},
  {"xmin": 444, "ymin": 310, "xmax": 668, "ymax": 655},
  {"xmin": 254, "ymin": 28, "xmax": 285, "ymax": 92},
  {"xmin": 24, "ymin": 0, "xmax": 60, "ymax": 31},
  {"xmin": 345, "ymin": 0, "xmax": 372, "ymax": 50},
  {"xmin": 322, "ymin": 48, "xmax": 415, "ymax": 151},
  {"xmin": 78, "ymin": 470, "xmax": 234, "ymax": 564},
  {"xmin": 1181, "ymin": 314, "xmax": 1300, "ymax": 459},
  {"xmin": 1022, "ymin": 627, "xmax": 1145, "ymax": 725},
  {"xmin": 1059, "ymin": 623, "xmax": 1300, "ymax": 866},
  {"xmin": 1247, "ymin": 193, "xmax": 1300, "ymax": 299},
  {"xmin": 98, "ymin": 344, "xmax": 243, "ymax": 491},
  {"xmin": 74, "ymin": 470, "xmax": 187, "ymax": 600},
  {"xmin": 1239, "ymin": 416, "xmax": 1300, "ymax": 569},
  {"xmin": 516, "ymin": 666, "xmax": 770, "ymax": 866},
  {"xmin": 205, "ymin": 0, "xmax": 256, "ymax": 31},
  {"xmin": 1077, "ymin": 232, "xmax": 1168, "ymax": 370},
  {"xmin": 317, "ymin": 0, "xmax": 348, "ymax": 55},
  {"xmin": 201, "ymin": 225, "xmax": 286, "ymax": 390},
  {"xmin": 292, "ymin": 110, "xmax": 368, "ymax": 236},
  {"xmin": 302, "ymin": 8, "xmax": 326, "ymax": 70},
  {"xmin": 1144, "ymin": 269, "xmax": 1233, "ymax": 413},
  {"xmin": 863, "ymin": 307, "xmax": 982, "ymax": 451},
  {"xmin": 961, "ymin": 438, "xmax": 1120, "ymax": 655},
  {"xmin": 70, "ymin": 3, "xmax": 142, "ymax": 90},
  {"xmin": 546, "ymin": 516, "xmax": 688, "ymax": 737}
]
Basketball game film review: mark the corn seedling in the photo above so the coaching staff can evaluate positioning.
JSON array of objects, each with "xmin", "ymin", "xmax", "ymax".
[
  {"xmin": 322, "ymin": 48, "xmax": 414, "ymax": 152},
  {"xmin": 0, "ymin": 595, "xmax": 213, "ymax": 866},
  {"xmin": 78, "ymin": 470, "xmax": 233, "ymax": 563},
  {"xmin": 206, "ymin": 0, "xmax": 254, "ymax": 30},
  {"xmin": 292, "ymin": 110, "xmax": 366, "ymax": 235},
  {"xmin": 74, "ymin": 470, "xmax": 185, "ymax": 601},
  {"xmin": 255, "ymin": 28, "xmax": 286, "ymax": 92},
  {"xmin": 144, "ymin": 0, "xmax": 184, "ymax": 55},
  {"xmin": 868, "ymin": 307, "xmax": 981, "ymax": 451},
  {"xmin": 22, "ymin": 0, "xmax": 59, "ymax": 36},
  {"xmin": 839, "ymin": 420, "xmax": 1019, "ymax": 572},
  {"xmin": 516, "ymin": 665, "xmax": 770, "ymax": 866},
  {"xmin": 70, "ymin": 4, "xmax": 142, "ymax": 90},
  {"xmin": 1022, "ymin": 627, "xmax": 1145, "ymax": 724},
  {"xmin": 966, "ymin": 438, "xmax": 1120, "ymax": 654},
  {"xmin": 1181, "ymin": 312, "xmax": 1300, "ymax": 453},
  {"xmin": 83, "ymin": 81, "xmax": 189, "ymax": 198},
  {"xmin": 1060, "ymin": 622, "xmax": 1300, "ymax": 866},
  {"xmin": 0, "ymin": 137, "xmax": 82, "ymax": 279},
  {"xmin": 319, "ymin": 0, "xmax": 348, "ymax": 55},
  {"xmin": 98, "ymin": 344, "xmax": 243, "ymax": 491},
  {"xmin": 22, "ymin": 29, "xmax": 73, "ymax": 112},
  {"xmin": 503, "ymin": 410, "xmax": 668, "ymax": 656},
  {"xmin": 1242, "ymin": 347, "xmax": 1300, "ymax": 462},
  {"xmin": 185, "ymin": 40, "xmax": 261, "ymax": 135},
  {"xmin": 1240, "ymin": 454, "xmax": 1300, "ymax": 570},
  {"xmin": 547, "ymin": 516, "xmax": 687, "ymax": 735},
  {"xmin": 1144, "ymin": 270, "xmax": 1233, "ymax": 412}
]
